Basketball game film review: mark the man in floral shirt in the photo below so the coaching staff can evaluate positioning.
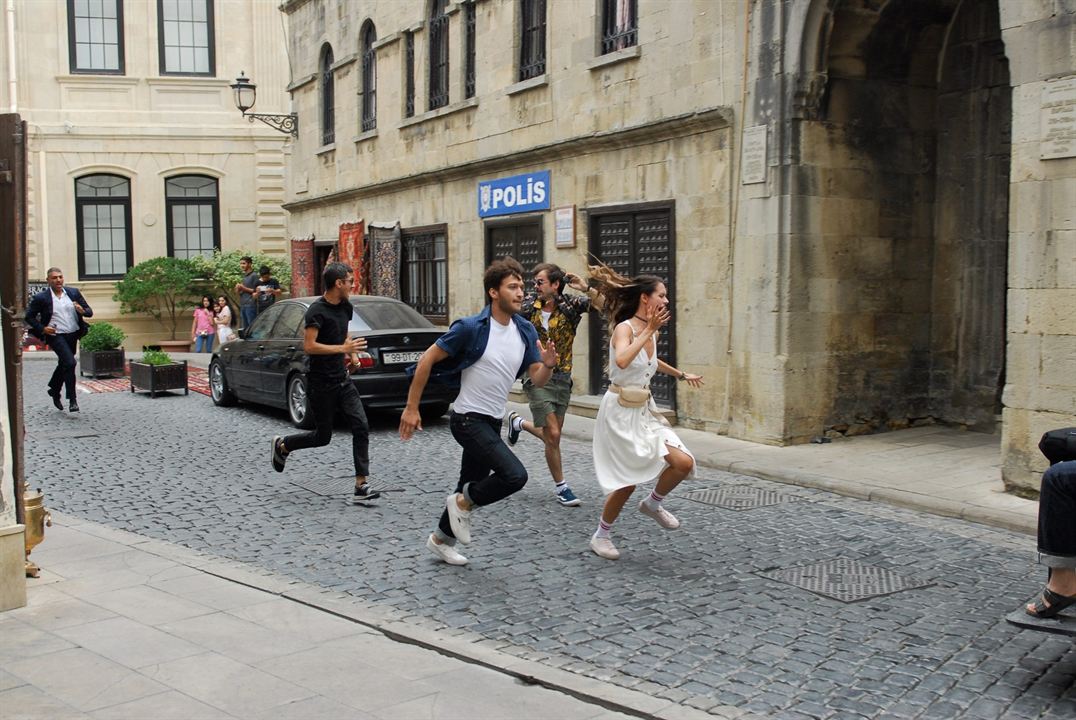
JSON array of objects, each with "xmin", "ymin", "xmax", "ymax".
[{"xmin": 507, "ymin": 263, "xmax": 603, "ymax": 506}]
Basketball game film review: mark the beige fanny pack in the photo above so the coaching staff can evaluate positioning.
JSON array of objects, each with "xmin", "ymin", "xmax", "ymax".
[{"xmin": 609, "ymin": 383, "xmax": 651, "ymax": 408}]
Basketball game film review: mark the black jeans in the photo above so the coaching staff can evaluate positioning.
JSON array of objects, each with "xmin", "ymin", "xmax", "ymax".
[
  {"xmin": 283, "ymin": 377, "xmax": 369, "ymax": 477},
  {"xmin": 1039, "ymin": 460, "xmax": 1076, "ymax": 568},
  {"xmin": 48, "ymin": 332, "xmax": 80, "ymax": 400},
  {"xmin": 436, "ymin": 411, "xmax": 528, "ymax": 542}
]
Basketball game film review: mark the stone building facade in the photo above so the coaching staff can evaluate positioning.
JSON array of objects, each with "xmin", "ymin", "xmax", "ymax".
[
  {"xmin": 282, "ymin": 0, "xmax": 1072, "ymax": 491},
  {"xmin": 0, "ymin": 0, "xmax": 291, "ymax": 348}
]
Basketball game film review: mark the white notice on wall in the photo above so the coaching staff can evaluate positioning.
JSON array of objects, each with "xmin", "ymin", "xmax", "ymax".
[
  {"xmin": 1041, "ymin": 76, "xmax": 1076, "ymax": 160},
  {"xmin": 741, "ymin": 124, "xmax": 768, "ymax": 184}
]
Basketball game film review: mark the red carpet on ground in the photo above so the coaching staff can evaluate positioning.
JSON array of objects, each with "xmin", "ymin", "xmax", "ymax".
[{"xmin": 77, "ymin": 365, "xmax": 211, "ymax": 397}]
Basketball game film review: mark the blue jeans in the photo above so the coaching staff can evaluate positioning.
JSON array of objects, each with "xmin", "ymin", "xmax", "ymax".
[
  {"xmin": 240, "ymin": 304, "xmax": 257, "ymax": 329},
  {"xmin": 194, "ymin": 334, "xmax": 214, "ymax": 353},
  {"xmin": 1039, "ymin": 461, "xmax": 1076, "ymax": 568},
  {"xmin": 435, "ymin": 411, "xmax": 528, "ymax": 544}
]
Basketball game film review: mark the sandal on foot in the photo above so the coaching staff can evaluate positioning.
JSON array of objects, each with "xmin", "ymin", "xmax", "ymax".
[{"xmin": 1026, "ymin": 587, "xmax": 1076, "ymax": 618}]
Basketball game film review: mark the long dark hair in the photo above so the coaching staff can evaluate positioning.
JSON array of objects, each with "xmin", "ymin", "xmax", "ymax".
[
  {"xmin": 587, "ymin": 263, "xmax": 664, "ymax": 332},
  {"xmin": 198, "ymin": 295, "xmax": 214, "ymax": 313},
  {"xmin": 216, "ymin": 296, "xmax": 232, "ymax": 324}
]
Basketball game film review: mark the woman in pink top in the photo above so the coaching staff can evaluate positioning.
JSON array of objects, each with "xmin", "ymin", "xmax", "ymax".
[{"xmin": 191, "ymin": 295, "xmax": 216, "ymax": 353}]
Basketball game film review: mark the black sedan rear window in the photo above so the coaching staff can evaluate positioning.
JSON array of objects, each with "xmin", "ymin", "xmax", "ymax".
[{"xmin": 348, "ymin": 301, "xmax": 434, "ymax": 331}]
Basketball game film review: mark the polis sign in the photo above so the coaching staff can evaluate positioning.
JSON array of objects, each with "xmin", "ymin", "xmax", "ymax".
[{"xmin": 477, "ymin": 170, "xmax": 550, "ymax": 218}]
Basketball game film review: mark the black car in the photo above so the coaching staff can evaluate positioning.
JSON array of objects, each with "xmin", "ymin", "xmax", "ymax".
[{"xmin": 209, "ymin": 296, "xmax": 456, "ymax": 428}]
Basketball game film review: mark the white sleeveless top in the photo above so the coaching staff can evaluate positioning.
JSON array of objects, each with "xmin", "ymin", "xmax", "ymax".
[{"xmin": 607, "ymin": 320, "xmax": 658, "ymax": 388}]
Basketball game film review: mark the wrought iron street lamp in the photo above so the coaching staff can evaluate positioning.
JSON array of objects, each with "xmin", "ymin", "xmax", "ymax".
[{"xmin": 230, "ymin": 72, "xmax": 298, "ymax": 137}]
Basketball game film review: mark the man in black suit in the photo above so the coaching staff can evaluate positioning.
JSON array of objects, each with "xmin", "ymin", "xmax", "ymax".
[{"xmin": 25, "ymin": 267, "xmax": 93, "ymax": 412}]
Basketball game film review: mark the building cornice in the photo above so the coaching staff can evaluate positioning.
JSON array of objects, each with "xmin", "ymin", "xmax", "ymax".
[{"xmin": 282, "ymin": 107, "xmax": 733, "ymax": 212}]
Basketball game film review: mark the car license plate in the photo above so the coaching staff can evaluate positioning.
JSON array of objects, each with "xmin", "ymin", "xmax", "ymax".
[{"xmin": 382, "ymin": 351, "xmax": 424, "ymax": 364}]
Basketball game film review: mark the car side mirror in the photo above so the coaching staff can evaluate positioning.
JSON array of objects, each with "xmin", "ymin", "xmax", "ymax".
[{"xmin": 238, "ymin": 327, "xmax": 249, "ymax": 339}]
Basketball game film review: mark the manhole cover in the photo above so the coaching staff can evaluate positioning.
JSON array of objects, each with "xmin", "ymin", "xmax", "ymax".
[
  {"xmin": 681, "ymin": 485, "xmax": 799, "ymax": 510},
  {"xmin": 758, "ymin": 558, "xmax": 933, "ymax": 603},
  {"xmin": 32, "ymin": 431, "xmax": 99, "ymax": 440}
]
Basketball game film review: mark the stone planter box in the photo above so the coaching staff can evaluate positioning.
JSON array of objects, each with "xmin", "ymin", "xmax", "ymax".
[
  {"xmin": 78, "ymin": 349, "xmax": 126, "ymax": 378},
  {"xmin": 129, "ymin": 360, "xmax": 189, "ymax": 398}
]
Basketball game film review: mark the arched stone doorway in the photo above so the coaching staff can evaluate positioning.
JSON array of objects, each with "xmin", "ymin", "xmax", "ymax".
[{"xmin": 739, "ymin": 0, "xmax": 1012, "ymax": 441}]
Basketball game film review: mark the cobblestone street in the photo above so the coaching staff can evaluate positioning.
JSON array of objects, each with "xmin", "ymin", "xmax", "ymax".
[{"xmin": 22, "ymin": 362, "xmax": 1076, "ymax": 719}]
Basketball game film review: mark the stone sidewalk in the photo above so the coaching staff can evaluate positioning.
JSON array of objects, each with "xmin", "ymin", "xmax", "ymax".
[{"xmin": 2, "ymin": 517, "xmax": 646, "ymax": 720}]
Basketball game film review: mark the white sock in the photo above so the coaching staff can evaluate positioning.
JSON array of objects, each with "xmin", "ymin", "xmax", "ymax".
[
  {"xmin": 511, "ymin": 415, "xmax": 524, "ymax": 432},
  {"xmin": 594, "ymin": 519, "xmax": 612, "ymax": 539},
  {"xmin": 555, "ymin": 481, "xmax": 568, "ymax": 493},
  {"xmin": 643, "ymin": 489, "xmax": 666, "ymax": 510}
]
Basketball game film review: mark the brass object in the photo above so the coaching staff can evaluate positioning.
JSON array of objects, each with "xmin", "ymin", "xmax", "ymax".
[{"xmin": 24, "ymin": 488, "xmax": 51, "ymax": 578}]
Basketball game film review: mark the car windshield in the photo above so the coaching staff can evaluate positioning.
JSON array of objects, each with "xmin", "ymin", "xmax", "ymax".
[{"xmin": 348, "ymin": 301, "xmax": 433, "ymax": 331}]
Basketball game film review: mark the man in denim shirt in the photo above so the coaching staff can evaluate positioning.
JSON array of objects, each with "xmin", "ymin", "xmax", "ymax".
[{"xmin": 400, "ymin": 258, "xmax": 559, "ymax": 566}]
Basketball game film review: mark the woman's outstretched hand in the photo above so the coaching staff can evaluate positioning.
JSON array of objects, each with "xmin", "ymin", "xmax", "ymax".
[{"xmin": 682, "ymin": 373, "xmax": 704, "ymax": 388}]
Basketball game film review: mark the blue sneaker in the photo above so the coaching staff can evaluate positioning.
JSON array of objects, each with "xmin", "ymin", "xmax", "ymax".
[
  {"xmin": 556, "ymin": 486, "xmax": 581, "ymax": 507},
  {"xmin": 506, "ymin": 411, "xmax": 522, "ymax": 446}
]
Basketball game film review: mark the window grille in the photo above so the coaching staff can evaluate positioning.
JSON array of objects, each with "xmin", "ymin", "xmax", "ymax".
[
  {"xmin": 599, "ymin": 0, "xmax": 637, "ymax": 55},
  {"xmin": 428, "ymin": 0, "xmax": 449, "ymax": 110},
  {"xmin": 401, "ymin": 230, "xmax": 448, "ymax": 323},
  {"xmin": 361, "ymin": 22, "xmax": 377, "ymax": 132},
  {"xmin": 321, "ymin": 45, "xmax": 335, "ymax": 145},
  {"xmin": 519, "ymin": 0, "xmax": 546, "ymax": 81},
  {"xmin": 464, "ymin": 3, "xmax": 476, "ymax": 98}
]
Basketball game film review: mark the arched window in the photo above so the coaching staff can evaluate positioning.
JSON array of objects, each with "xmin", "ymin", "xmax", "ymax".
[
  {"xmin": 320, "ymin": 44, "xmax": 335, "ymax": 145},
  {"xmin": 165, "ymin": 175, "xmax": 219, "ymax": 259},
  {"xmin": 360, "ymin": 22, "xmax": 377, "ymax": 132},
  {"xmin": 428, "ymin": 0, "xmax": 449, "ymax": 110},
  {"xmin": 519, "ymin": 0, "xmax": 546, "ymax": 81},
  {"xmin": 75, "ymin": 174, "xmax": 132, "ymax": 279}
]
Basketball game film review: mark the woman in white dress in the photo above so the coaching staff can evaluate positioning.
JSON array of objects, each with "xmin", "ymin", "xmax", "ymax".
[
  {"xmin": 587, "ymin": 270, "xmax": 704, "ymax": 560},
  {"xmin": 214, "ymin": 296, "xmax": 235, "ymax": 344}
]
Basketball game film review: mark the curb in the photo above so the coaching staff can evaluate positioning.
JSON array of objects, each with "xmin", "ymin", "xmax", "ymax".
[{"xmin": 53, "ymin": 512, "xmax": 760, "ymax": 720}]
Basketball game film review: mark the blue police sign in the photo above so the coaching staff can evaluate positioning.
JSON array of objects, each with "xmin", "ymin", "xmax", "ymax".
[{"xmin": 477, "ymin": 170, "xmax": 550, "ymax": 218}]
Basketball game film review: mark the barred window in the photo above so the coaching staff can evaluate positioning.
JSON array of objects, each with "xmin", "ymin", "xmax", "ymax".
[
  {"xmin": 519, "ymin": 0, "xmax": 545, "ymax": 81},
  {"xmin": 75, "ymin": 174, "xmax": 132, "ymax": 279},
  {"xmin": 67, "ymin": 0, "xmax": 124, "ymax": 74},
  {"xmin": 600, "ymin": 0, "xmax": 637, "ymax": 55},
  {"xmin": 428, "ymin": 0, "xmax": 449, "ymax": 111},
  {"xmin": 165, "ymin": 175, "xmax": 219, "ymax": 260},
  {"xmin": 158, "ymin": 0, "xmax": 214, "ymax": 75},
  {"xmin": 360, "ymin": 21, "xmax": 377, "ymax": 132},
  {"xmin": 320, "ymin": 44, "xmax": 335, "ymax": 145},
  {"xmin": 464, "ymin": 2, "xmax": 476, "ymax": 98},
  {"xmin": 401, "ymin": 228, "xmax": 448, "ymax": 324},
  {"xmin": 404, "ymin": 31, "xmax": 415, "ymax": 118}
]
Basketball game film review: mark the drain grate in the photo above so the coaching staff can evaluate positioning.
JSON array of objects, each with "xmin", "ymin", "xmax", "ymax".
[
  {"xmin": 32, "ymin": 431, "xmax": 100, "ymax": 440},
  {"xmin": 288, "ymin": 476, "xmax": 404, "ymax": 497},
  {"xmin": 681, "ymin": 485, "xmax": 800, "ymax": 511},
  {"xmin": 758, "ymin": 558, "xmax": 933, "ymax": 603}
]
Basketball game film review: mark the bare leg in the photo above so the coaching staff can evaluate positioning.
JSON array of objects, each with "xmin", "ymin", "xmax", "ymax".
[
  {"xmin": 654, "ymin": 445, "xmax": 694, "ymax": 496},
  {"xmin": 1027, "ymin": 568, "xmax": 1076, "ymax": 613},
  {"xmin": 601, "ymin": 486, "xmax": 636, "ymax": 524},
  {"xmin": 521, "ymin": 418, "xmax": 543, "ymax": 440},
  {"xmin": 540, "ymin": 413, "xmax": 564, "ymax": 485}
]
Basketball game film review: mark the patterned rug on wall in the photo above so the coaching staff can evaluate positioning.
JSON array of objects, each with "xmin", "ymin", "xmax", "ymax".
[{"xmin": 76, "ymin": 365, "xmax": 211, "ymax": 397}]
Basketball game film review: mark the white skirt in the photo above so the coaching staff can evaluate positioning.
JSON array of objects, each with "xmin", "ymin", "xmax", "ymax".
[{"xmin": 591, "ymin": 390, "xmax": 696, "ymax": 495}]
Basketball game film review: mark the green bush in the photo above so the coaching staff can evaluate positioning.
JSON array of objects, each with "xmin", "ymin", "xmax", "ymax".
[
  {"xmin": 189, "ymin": 249, "xmax": 292, "ymax": 311},
  {"xmin": 139, "ymin": 350, "xmax": 173, "ymax": 366},
  {"xmin": 113, "ymin": 257, "xmax": 199, "ymax": 340},
  {"xmin": 80, "ymin": 322, "xmax": 126, "ymax": 352}
]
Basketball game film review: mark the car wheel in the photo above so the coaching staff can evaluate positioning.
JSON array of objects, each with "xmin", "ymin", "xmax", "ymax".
[
  {"xmin": 287, "ymin": 374, "xmax": 315, "ymax": 429},
  {"xmin": 209, "ymin": 359, "xmax": 237, "ymax": 406},
  {"xmin": 420, "ymin": 402, "xmax": 450, "ymax": 423}
]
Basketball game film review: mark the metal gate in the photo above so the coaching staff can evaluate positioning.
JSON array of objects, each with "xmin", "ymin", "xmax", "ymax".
[
  {"xmin": 588, "ymin": 206, "xmax": 677, "ymax": 410},
  {"xmin": 485, "ymin": 218, "xmax": 543, "ymax": 286},
  {"xmin": 0, "ymin": 114, "xmax": 28, "ymax": 525}
]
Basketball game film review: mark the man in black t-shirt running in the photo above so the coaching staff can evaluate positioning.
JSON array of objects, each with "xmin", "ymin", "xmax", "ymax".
[{"xmin": 270, "ymin": 262, "xmax": 378, "ymax": 502}]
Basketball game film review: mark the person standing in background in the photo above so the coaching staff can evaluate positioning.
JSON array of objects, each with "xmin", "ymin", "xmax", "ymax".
[
  {"xmin": 235, "ymin": 256, "xmax": 259, "ymax": 328},
  {"xmin": 191, "ymin": 295, "xmax": 216, "ymax": 353},
  {"xmin": 255, "ymin": 265, "xmax": 282, "ymax": 315}
]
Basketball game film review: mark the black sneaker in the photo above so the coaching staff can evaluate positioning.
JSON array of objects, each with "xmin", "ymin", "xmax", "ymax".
[
  {"xmin": 353, "ymin": 483, "xmax": 382, "ymax": 502},
  {"xmin": 506, "ymin": 411, "xmax": 522, "ymax": 446},
  {"xmin": 271, "ymin": 436, "xmax": 288, "ymax": 472},
  {"xmin": 68, "ymin": 399, "xmax": 80, "ymax": 413}
]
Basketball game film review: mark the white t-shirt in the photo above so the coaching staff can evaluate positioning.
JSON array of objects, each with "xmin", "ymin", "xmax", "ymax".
[
  {"xmin": 50, "ymin": 290, "xmax": 79, "ymax": 334},
  {"xmin": 453, "ymin": 316, "xmax": 526, "ymax": 418},
  {"xmin": 540, "ymin": 310, "xmax": 552, "ymax": 330}
]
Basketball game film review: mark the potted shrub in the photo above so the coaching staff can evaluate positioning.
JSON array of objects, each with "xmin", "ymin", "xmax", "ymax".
[
  {"xmin": 129, "ymin": 350, "xmax": 189, "ymax": 398},
  {"xmin": 78, "ymin": 322, "xmax": 127, "ymax": 378},
  {"xmin": 114, "ymin": 257, "xmax": 199, "ymax": 352}
]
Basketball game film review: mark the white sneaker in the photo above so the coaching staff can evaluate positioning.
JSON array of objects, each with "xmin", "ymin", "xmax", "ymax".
[
  {"xmin": 426, "ymin": 534, "xmax": 468, "ymax": 565},
  {"xmin": 589, "ymin": 536, "xmax": 620, "ymax": 560},
  {"xmin": 445, "ymin": 493, "xmax": 473, "ymax": 544},
  {"xmin": 639, "ymin": 500, "xmax": 680, "ymax": 529}
]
